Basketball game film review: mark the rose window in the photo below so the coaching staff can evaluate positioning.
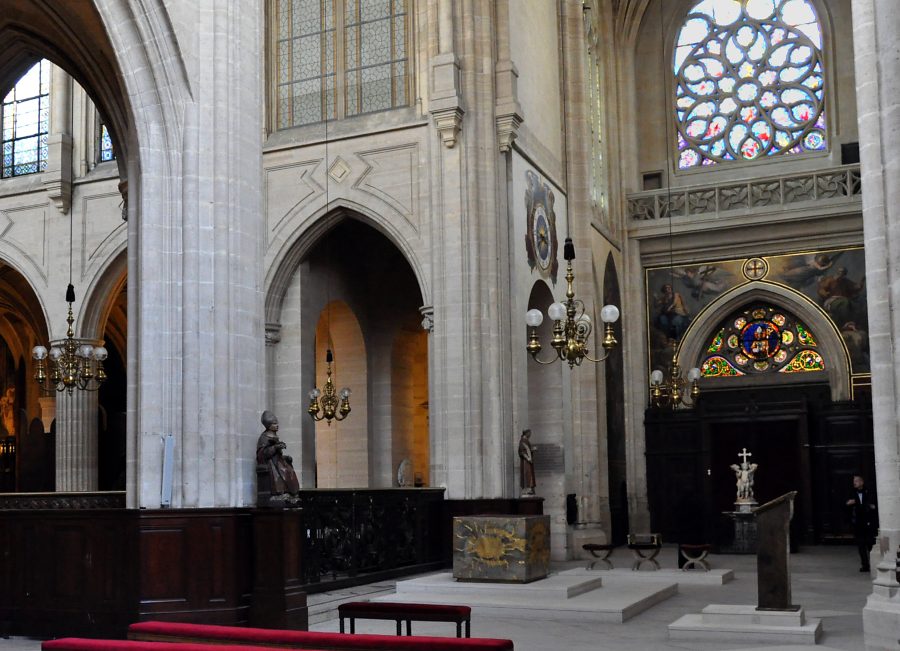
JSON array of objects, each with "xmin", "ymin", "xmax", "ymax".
[{"xmin": 674, "ymin": 0, "xmax": 826, "ymax": 169}]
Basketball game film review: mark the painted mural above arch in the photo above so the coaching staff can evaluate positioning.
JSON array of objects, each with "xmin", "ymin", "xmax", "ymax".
[{"xmin": 646, "ymin": 246, "xmax": 867, "ymax": 375}]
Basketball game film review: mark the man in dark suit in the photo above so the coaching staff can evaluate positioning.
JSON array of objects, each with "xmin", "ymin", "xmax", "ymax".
[{"xmin": 846, "ymin": 474, "xmax": 878, "ymax": 572}]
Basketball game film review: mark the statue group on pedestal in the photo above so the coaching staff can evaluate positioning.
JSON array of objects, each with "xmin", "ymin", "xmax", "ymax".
[{"xmin": 730, "ymin": 447, "xmax": 758, "ymax": 506}]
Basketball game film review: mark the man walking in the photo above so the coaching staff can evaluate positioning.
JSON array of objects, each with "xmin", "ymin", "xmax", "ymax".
[{"xmin": 846, "ymin": 474, "xmax": 878, "ymax": 572}]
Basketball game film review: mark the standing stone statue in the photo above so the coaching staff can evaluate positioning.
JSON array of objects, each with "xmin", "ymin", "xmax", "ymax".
[
  {"xmin": 256, "ymin": 410, "xmax": 300, "ymax": 505},
  {"xmin": 730, "ymin": 447, "xmax": 759, "ymax": 506},
  {"xmin": 519, "ymin": 429, "xmax": 536, "ymax": 497}
]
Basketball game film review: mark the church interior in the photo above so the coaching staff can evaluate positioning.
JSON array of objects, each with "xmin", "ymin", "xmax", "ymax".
[{"xmin": 0, "ymin": 0, "xmax": 899, "ymax": 649}]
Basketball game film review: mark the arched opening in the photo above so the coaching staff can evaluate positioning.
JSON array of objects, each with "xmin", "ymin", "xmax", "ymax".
[
  {"xmin": 0, "ymin": 261, "xmax": 51, "ymax": 493},
  {"xmin": 525, "ymin": 280, "xmax": 566, "ymax": 559},
  {"xmin": 97, "ymin": 279, "xmax": 127, "ymax": 491},
  {"xmin": 314, "ymin": 301, "xmax": 368, "ymax": 488},
  {"xmin": 272, "ymin": 216, "xmax": 428, "ymax": 489}
]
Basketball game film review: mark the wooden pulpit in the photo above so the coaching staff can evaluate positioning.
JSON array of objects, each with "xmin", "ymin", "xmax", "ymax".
[{"xmin": 753, "ymin": 491, "xmax": 798, "ymax": 611}]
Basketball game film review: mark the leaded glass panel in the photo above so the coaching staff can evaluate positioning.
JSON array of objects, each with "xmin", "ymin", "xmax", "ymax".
[
  {"xmin": 1, "ymin": 60, "xmax": 51, "ymax": 178},
  {"xmin": 275, "ymin": 0, "xmax": 337, "ymax": 128},
  {"xmin": 700, "ymin": 304, "xmax": 824, "ymax": 377},
  {"xmin": 674, "ymin": 0, "xmax": 826, "ymax": 169},
  {"xmin": 99, "ymin": 121, "xmax": 115, "ymax": 162},
  {"xmin": 344, "ymin": 0, "xmax": 408, "ymax": 117},
  {"xmin": 274, "ymin": 0, "xmax": 409, "ymax": 128}
]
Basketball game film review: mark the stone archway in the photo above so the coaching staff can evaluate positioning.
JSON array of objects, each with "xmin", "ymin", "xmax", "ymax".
[
  {"xmin": 678, "ymin": 281, "xmax": 851, "ymax": 401},
  {"xmin": 270, "ymin": 216, "xmax": 428, "ymax": 489}
]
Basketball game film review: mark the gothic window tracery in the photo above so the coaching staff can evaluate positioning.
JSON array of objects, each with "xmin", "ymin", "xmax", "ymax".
[
  {"xmin": 674, "ymin": 0, "xmax": 826, "ymax": 169},
  {"xmin": 1, "ymin": 60, "xmax": 50, "ymax": 178},
  {"xmin": 701, "ymin": 304, "xmax": 825, "ymax": 377},
  {"xmin": 275, "ymin": 0, "xmax": 410, "ymax": 129}
]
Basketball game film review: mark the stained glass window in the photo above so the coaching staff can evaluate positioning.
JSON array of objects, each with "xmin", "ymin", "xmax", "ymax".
[
  {"xmin": 674, "ymin": 0, "xmax": 826, "ymax": 169},
  {"xmin": 700, "ymin": 304, "xmax": 825, "ymax": 377},
  {"xmin": 275, "ymin": 0, "xmax": 409, "ymax": 129},
  {"xmin": 98, "ymin": 121, "xmax": 115, "ymax": 162},
  {"xmin": 1, "ymin": 60, "xmax": 50, "ymax": 179}
]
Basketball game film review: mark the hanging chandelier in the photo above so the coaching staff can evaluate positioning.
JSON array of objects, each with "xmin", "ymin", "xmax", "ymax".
[
  {"xmin": 32, "ymin": 283, "xmax": 107, "ymax": 394},
  {"xmin": 525, "ymin": 238, "xmax": 620, "ymax": 367},
  {"xmin": 308, "ymin": 349, "xmax": 351, "ymax": 424},
  {"xmin": 650, "ymin": 340, "xmax": 700, "ymax": 409}
]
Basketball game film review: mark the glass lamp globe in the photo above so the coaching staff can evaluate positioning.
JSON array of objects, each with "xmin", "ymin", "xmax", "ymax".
[
  {"xmin": 339, "ymin": 387, "xmax": 351, "ymax": 400},
  {"xmin": 93, "ymin": 346, "xmax": 108, "ymax": 361},
  {"xmin": 525, "ymin": 309, "xmax": 544, "ymax": 327},
  {"xmin": 687, "ymin": 367, "xmax": 702, "ymax": 382},
  {"xmin": 600, "ymin": 304, "xmax": 620, "ymax": 323},
  {"xmin": 308, "ymin": 388, "xmax": 321, "ymax": 400},
  {"xmin": 547, "ymin": 302, "xmax": 566, "ymax": 321},
  {"xmin": 32, "ymin": 345, "xmax": 47, "ymax": 361},
  {"xmin": 650, "ymin": 369, "xmax": 664, "ymax": 386},
  {"xmin": 49, "ymin": 347, "xmax": 63, "ymax": 361},
  {"xmin": 77, "ymin": 344, "xmax": 94, "ymax": 359}
]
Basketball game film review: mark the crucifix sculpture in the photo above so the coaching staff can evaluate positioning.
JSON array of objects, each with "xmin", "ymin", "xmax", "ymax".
[{"xmin": 730, "ymin": 447, "xmax": 759, "ymax": 503}]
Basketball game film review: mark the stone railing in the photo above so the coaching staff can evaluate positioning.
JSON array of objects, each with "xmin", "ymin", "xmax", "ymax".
[{"xmin": 628, "ymin": 165, "xmax": 861, "ymax": 221}]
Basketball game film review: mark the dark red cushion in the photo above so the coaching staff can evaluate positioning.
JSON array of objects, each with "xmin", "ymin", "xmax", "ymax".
[
  {"xmin": 339, "ymin": 602, "xmax": 471, "ymax": 617},
  {"xmin": 44, "ymin": 639, "xmax": 325, "ymax": 651},
  {"xmin": 128, "ymin": 621, "xmax": 513, "ymax": 650}
]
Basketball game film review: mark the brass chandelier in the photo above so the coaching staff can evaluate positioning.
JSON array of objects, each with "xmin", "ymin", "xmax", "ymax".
[
  {"xmin": 31, "ymin": 210, "xmax": 108, "ymax": 394},
  {"xmin": 650, "ymin": 340, "xmax": 700, "ymax": 409},
  {"xmin": 307, "ymin": 350, "xmax": 351, "ymax": 424},
  {"xmin": 525, "ymin": 238, "xmax": 620, "ymax": 367},
  {"xmin": 32, "ymin": 284, "xmax": 108, "ymax": 394}
]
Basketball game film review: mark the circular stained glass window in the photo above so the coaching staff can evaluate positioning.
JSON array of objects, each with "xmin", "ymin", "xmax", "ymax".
[
  {"xmin": 674, "ymin": 0, "xmax": 826, "ymax": 169},
  {"xmin": 740, "ymin": 320, "xmax": 781, "ymax": 360}
]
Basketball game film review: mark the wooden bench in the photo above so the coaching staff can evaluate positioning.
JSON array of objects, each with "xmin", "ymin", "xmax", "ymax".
[
  {"xmin": 339, "ymin": 601, "xmax": 471, "ymax": 637},
  {"xmin": 582, "ymin": 543, "xmax": 616, "ymax": 570},
  {"xmin": 627, "ymin": 533, "xmax": 662, "ymax": 570},
  {"xmin": 128, "ymin": 620, "xmax": 512, "ymax": 650},
  {"xmin": 44, "ymin": 640, "xmax": 306, "ymax": 651}
]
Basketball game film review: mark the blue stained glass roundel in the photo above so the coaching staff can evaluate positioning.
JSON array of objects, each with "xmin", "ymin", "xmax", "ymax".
[{"xmin": 674, "ymin": 0, "xmax": 826, "ymax": 169}]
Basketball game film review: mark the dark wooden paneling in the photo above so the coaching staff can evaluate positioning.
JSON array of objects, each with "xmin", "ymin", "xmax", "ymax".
[
  {"xmin": 0, "ymin": 508, "xmax": 252, "ymax": 638},
  {"xmin": 645, "ymin": 386, "xmax": 874, "ymax": 546},
  {"xmin": 135, "ymin": 510, "xmax": 252, "ymax": 625}
]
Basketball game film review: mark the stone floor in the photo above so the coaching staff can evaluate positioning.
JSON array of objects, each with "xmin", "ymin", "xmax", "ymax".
[{"xmin": 1, "ymin": 545, "xmax": 873, "ymax": 650}]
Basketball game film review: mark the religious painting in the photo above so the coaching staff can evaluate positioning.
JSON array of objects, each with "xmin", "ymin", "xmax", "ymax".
[
  {"xmin": 646, "ymin": 260, "xmax": 744, "ymax": 372},
  {"xmin": 0, "ymin": 337, "xmax": 17, "ymax": 438},
  {"xmin": 646, "ymin": 246, "xmax": 869, "ymax": 376},
  {"xmin": 524, "ymin": 170, "xmax": 559, "ymax": 284},
  {"xmin": 767, "ymin": 248, "xmax": 868, "ymax": 372}
]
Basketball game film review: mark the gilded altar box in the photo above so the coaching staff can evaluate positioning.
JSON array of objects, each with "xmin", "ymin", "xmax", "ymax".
[{"xmin": 452, "ymin": 515, "xmax": 550, "ymax": 583}]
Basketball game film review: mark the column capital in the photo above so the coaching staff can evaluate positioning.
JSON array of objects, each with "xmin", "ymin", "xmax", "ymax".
[{"xmin": 418, "ymin": 306, "xmax": 434, "ymax": 333}]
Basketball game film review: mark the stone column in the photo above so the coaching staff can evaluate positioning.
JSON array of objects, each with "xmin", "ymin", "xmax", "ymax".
[
  {"xmin": 852, "ymin": 0, "xmax": 900, "ymax": 647},
  {"xmin": 117, "ymin": 1, "xmax": 266, "ymax": 508},
  {"xmin": 54, "ymin": 365, "xmax": 99, "ymax": 491},
  {"xmin": 43, "ymin": 63, "xmax": 73, "ymax": 214}
]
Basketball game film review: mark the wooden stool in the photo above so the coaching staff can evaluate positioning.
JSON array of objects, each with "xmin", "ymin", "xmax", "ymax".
[
  {"xmin": 582, "ymin": 543, "xmax": 616, "ymax": 570},
  {"xmin": 679, "ymin": 543, "xmax": 711, "ymax": 571},
  {"xmin": 627, "ymin": 533, "xmax": 662, "ymax": 570}
]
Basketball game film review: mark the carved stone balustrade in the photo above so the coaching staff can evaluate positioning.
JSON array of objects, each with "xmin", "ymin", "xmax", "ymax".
[{"xmin": 627, "ymin": 165, "xmax": 861, "ymax": 223}]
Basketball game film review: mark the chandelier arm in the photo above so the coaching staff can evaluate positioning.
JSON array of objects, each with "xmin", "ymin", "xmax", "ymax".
[
  {"xmin": 583, "ymin": 350, "xmax": 610, "ymax": 363},
  {"xmin": 529, "ymin": 352, "xmax": 563, "ymax": 365}
]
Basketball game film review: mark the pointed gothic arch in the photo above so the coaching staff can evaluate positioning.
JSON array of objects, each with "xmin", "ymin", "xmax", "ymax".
[{"xmin": 677, "ymin": 280, "xmax": 851, "ymax": 400}]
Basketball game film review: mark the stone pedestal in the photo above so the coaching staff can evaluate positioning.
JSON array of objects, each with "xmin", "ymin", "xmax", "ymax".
[
  {"xmin": 720, "ymin": 511, "xmax": 757, "ymax": 554},
  {"xmin": 669, "ymin": 604, "xmax": 822, "ymax": 643},
  {"xmin": 452, "ymin": 515, "xmax": 550, "ymax": 583}
]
